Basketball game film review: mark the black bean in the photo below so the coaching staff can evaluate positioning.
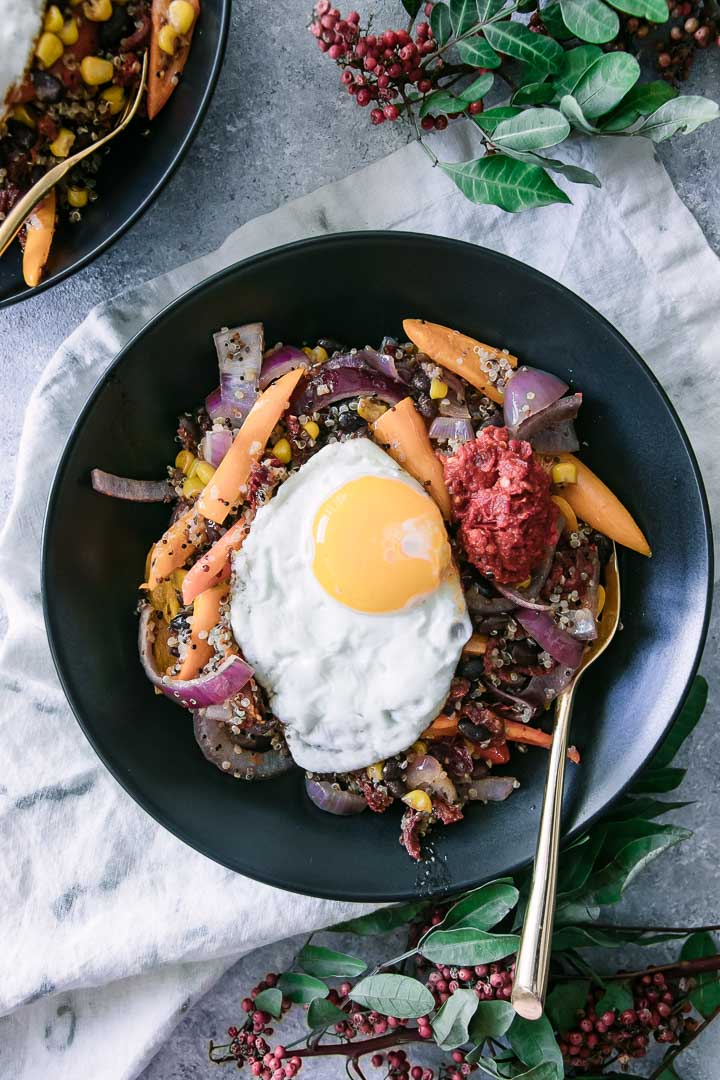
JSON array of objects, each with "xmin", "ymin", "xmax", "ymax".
[
  {"xmin": 458, "ymin": 656, "xmax": 486, "ymax": 681},
  {"xmin": 6, "ymin": 120, "xmax": 35, "ymax": 151},
  {"xmin": 507, "ymin": 640, "xmax": 539, "ymax": 666},
  {"xmin": 100, "ymin": 5, "xmax": 133, "ymax": 46},
  {"xmin": 382, "ymin": 760, "xmax": 404, "ymax": 781},
  {"xmin": 458, "ymin": 717, "xmax": 494, "ymax": 744},
  {"xmin": 32, "ymin": 71, "xmax": 64, "ymax": 103},
  {"xmin": 411, "ymin": 370, "xmax": 431, "ymax": 394},
  {"xmin": 337, "ymin": 411, "xmax": 366, "ymax": 432},
  {"xmin": 386, "ymin": 779, "xmax": 407, "ymax": 799},
  {"xmin": 316, "ymin": 337, "xmax": 346, "ymax": 353},
  {"xmin": 416, "ymin": 394, "xmax": 437, "ymax": 420}
]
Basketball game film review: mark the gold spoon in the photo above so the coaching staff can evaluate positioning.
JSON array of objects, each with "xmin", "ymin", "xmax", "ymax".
[
  {"xmin": 0, "ymin": 50, "xmax": 148, "ymax": 262},
  {"xmin": 511, "ymin": 544, "xmax": 621, "ymax": 1020}
]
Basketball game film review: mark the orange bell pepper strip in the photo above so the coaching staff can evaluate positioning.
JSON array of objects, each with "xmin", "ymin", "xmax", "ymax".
[
  {"xmin": 423, "ymin": 713, "xmax": 460, "ymax": 738},
  {"xmin": 23, "ymin": 189, "xmax": 56, "ymax": 288},
  {"xmin": 402, "ymin": 319, "xmax": 517, "ymax": 405},
  {"xmin": 462, "ymin": 633, "xmax": 489, "ymax": 656},
  {"xmin": 175, "ymin": 583, "xmax": 227, "ymax": 681},
  {"xmin": 182, "ymin": 518, "xmax": 249, "ymax": 605},
  {"xmin": 371, "ymin": 397, "xmax": 452, "ymax": 519},
  {"xmin": 147, "ymin": 0, "xmax": 201, "ymax": 120},
  {"xmin": 147, "ymin": 507, "xmax": 205, "ymax": 589},
  {"xmin": 504, "ymin": 718, "xmax": 580, "ymax": 763}
]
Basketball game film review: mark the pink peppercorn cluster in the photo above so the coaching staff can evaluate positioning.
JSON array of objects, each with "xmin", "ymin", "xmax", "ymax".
[
  {"xmin": 558, "ymin": 970, "xmax": 690, "ymax": 1070},
  {"xmin": 370, "ymin": 1048, "xmax": 437, "ymax": 1079},
  {"xmin": 308, "ymin": 1, "xmax": 439, "ymax": 126},
  {"xmin": 427, "ymin": 957, "xmax": 516, "ymax": 1006}
]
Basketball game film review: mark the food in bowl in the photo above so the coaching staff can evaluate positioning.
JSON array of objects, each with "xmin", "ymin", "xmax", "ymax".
[
  {"xmin": 0, "ymin": 0, "xmax": 199, "ymax": 288},
  {"xmin": 91, "ymin": 319, "xmax": 650, "ymax": 860}
]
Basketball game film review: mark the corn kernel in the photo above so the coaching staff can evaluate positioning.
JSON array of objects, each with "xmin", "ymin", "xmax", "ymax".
[
  {"xmin": 44, "ymin": 5, "xmax": 64, "ymax": 32},
  {"xmin": 150, "ymin": 580, "xmax": 180, "ymax": 623},
  {"xmin": 551, "ymin": 462, "xmax": 578, "ymax": 486},
  {"xmin": 158, "ymin": 23, "xmax": 178, "ymax": 54},
  {"xmin": 168, "ymin": 0, "xmax": 196, "ymax": 33},
  {"xmin": 101, "ymin": 84, "xmax": 125, "ymax": 114},
  {"xmin": 516, "ymin": 576, "xmax": 532, "ymax": 590},
  {"xmin": 366, "ymin": 762, "xmax": 384, "ymax": 783},
  {"xmin": 11, "ymin": 105, "xmax": 35, "ymax": 128},
  {"xmin": 430, "ymin": 378, "xmax": 449, "ymax": 400},
  {"xmin": 302, "ymin": 346, "xmax": 314, "ymax": 358},
  {"xmin": 272, "ymin": 438, "xmax": 292, "ymax": 464},
  {"xmin": 597, "ymin": 585, "xmax": 606, "ymax": 616},
  {"xmin": 302, "ymin": 420, "xmax": 320, "ymax": 440},
  {"xmin": 175, "ymin": 449, "xmax": 195, "ymax": 474},
  {"xmin": 35, "ymin": 32, "xmax": 64, "ymax": 69},
  {"xmin": 183, "ymin": 474, "xmax": 205, "ymax": 498},
  {"xmin": 171, "ymin": 568, "xmax": 188, "ymax": 589},
  {"xmin": 83, "ymin": 0, "xmax": 113, "ymax": 20},
  {"xmin": 49, "ymin": 128, "xmax": 76, "ymax": 158},
  {"xmin": 402, "ymin": 789, "xmax": 432, "ymax": 813},
  {"xmin": 59, "ymin": 17, "xmax": 80, "ymax": 44},
  {"xmin": 67, "ymin": 186, "xmax": 88, "ymax": 208},
  {"xmin": 410, "ymin": 740, "xmax": 428, "ymax": 757},
  {"xmin": 311, "ymin": 346, "xmax": 328, "ymax": 364},
  {"xmin": 357, "ymin": 397, "xmax": 388, "ymax": 423},
  {"xmin": 194, "ymin": 460, "xmax": 216, "ymax": 486},
  {"xmin": 80, "ymin": 55, "xmax": 114, "ymax": 85}
]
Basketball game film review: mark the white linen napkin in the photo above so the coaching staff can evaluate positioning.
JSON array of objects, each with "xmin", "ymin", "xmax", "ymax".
[{"xmin": 1, "ymin": 125, "xmax": 718, "ymax": 1080}]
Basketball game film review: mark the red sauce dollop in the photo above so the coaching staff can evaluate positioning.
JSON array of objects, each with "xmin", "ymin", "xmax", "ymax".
[{"xmin": 444, "ymin": 425, "xmax": 558, "ymax": 584}]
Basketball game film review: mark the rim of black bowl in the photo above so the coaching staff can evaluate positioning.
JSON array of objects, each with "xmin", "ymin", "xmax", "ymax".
[
  {"xmin": 42, "ymin": 232, "xmax": 714, "ymax": 900},
  {"xmin": 0, "ymin": 1, "xmax": 230, "ymax": 309}
]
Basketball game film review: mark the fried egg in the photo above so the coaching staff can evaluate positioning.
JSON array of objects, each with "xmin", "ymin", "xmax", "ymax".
[
  {"xmin": 1, "ymin": 1, "xmax": 45, "ymax": 121},
  {"xmin": 230, "ymin": 439, "xmax": 471, "ymax": 773}
]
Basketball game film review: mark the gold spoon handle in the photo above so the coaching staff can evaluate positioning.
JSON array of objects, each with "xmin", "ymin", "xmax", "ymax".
[{"xmin": 511, "ymin": 683, "xmax": 576, "ymax": 1020}]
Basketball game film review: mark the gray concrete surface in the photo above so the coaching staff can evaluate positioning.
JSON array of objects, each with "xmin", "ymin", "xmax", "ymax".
[{"xmin": 2, "ymin": 2, "xmax": 719, "ymax": 1077}]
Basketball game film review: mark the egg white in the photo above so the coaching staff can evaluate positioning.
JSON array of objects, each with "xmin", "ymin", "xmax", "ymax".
[
  {"xmin": 230, "ymin": 438, "xmax": 471, "ymax": 773},
  {"xmin": 1, "ymin": 0, "xmax": 45, "ymax": 120}
]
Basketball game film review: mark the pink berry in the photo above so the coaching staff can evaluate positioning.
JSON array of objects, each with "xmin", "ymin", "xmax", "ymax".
[
  {"xmin": 421, "ymin": 115, "xmax": 435, "ymax": 131},
  {"xmin": 468, "ymin": 101, "xmax": 483, "ymax": 115},
  {"xmin": 357, "ymin": 88, "xmax": 372, "ymax": 106},
  {"xmin": 370, "ymin": 107, "xmax": 385, "ymax": 124},
  {"xmin": 372, "ymin": 1055, "xmax": 384, "ymax": 1068},
  {"xmin": 384, "ymin": 104, "xmax": 399, "ymax": 120}
]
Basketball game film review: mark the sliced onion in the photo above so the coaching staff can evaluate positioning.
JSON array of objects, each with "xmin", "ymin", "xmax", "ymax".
[
  {"xmin": 515, "ymin": 393, "xmax": 582, "ymax": 441},
  {"xmin": 566, "ymin": 607, "xmax": 598, "ymax": 641},
  {"xmin": 482, "ymin": 679, "xmax": 539, "ymax": 722},
  {"xmin": 465, "ymin": 583, "xmax": 517, "ymax": 616},
  {"xmin": 429, "ymin": 416, "xmax": 474, "ymax": 443},
  {"xmin": 531, "ymin": 419, "xmax": 580, "ymax": 453},
  {"xmin": 440, "ymin": 369, "xmax": 467, "ymax": 403},
  {"xmin": 405, "ymin": 754, "xmax": 457, "ymax": 803},
  {"xmin": 193, "ymin": 710, "xmax": 293, "ymax": 778},
  {"xmin": 215, "ymin": 323, "xmax": 263, "ymax": 426},
  {"xmin": 139, "ymin": 606, "xmax": 254, "ymax": 709},
  {"xmin": 206, "ymin": 386, "xmax": 223, "ymax": 420},
  {"xmin": 260, "ymin": 344, "xmax": 309, "ymax": 390},
  {"xmin": 522, "ymin": 663, "xmax": 577, "ymax": 710},
  {"xmin": 516, "ymin": 609, "xmax": 585, "ymax": 668},
  {"xmin": 367, "ymin": 348, "xmax": 407, "ymax": 383},
  {"xmin": 199, "ymin": 430, "xmax": 233, "ymax": 468},
  {"xmin": 439, "ymin": 397, "xmax": 472, "ymax": 419},
  {"xmin": 305, "ymin": 778, "xmax": 367, "ymax": 815},
  {"xmin": 294, "ymin": 366, "xmax": 405, "ymax": 415},
  {"xmin": 91, "ymin": 469, "xmax": 173, "ymax": 503},
  {"xmin": 459, "ymin": 776, "xmax": 518, "ymax": 803},
  {"xmin": 503, "ymin": 366, "xmax": 568, "ymax": 429},
  {"xmin": 494, "ymin": 515, "xmax": 562, "ymax": 610}
]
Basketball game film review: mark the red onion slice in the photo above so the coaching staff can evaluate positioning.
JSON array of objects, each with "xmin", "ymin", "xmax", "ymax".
[
  {"xmin": 516, "ymin": 609, "xmax": 585, "ymax": 668},
  {"xmin": 199, "ymin": 430, "xmax": 233, "ymax": 468},
  {"xmin": 206, "ymin": 386, "xmax": 223, "ymax": 420},
  {"xmin": 305, "ymin": 778, "xmax": 367, "ymax": 815},
  {"xmin": 530, "ymin": 419, "xmax": 580, "ymax": 453},
  {"xmin": 139, "ymin": 606, "xmax": 254, "ymax": 709},
  {"xmin": 458, "ymin": 776, "xmax": 518, "ymax": 803},
  {"xmin": 193, "ymin": 709, "xmax": 294, "ymax": 779},
  {"xmin": 405, "ymin": 754, "xmax": 457, "ymax": 803},
  {"xmin": 515, "ymin": 393, "xmax": 582, "ymax": 441},
  {"xmin": 503, "ymin": 366, "xmax": 568, "ymax": 429},
  {"xmin": 91, "ymin": 469, "xmax": 173, "ymax": 503},
  {"xmin": 366, "ymin": 348, "xmax": 407, "ymax": 383},
  {"xmin": 429, "ymin": 416, "xmax": 475, "ymax": 443},
  {"xmin": 215, "ymin": 323, "xmax": 264, "ymax": 426},
  {"xmin": 565, "ymin": 607, "xmax": 597, "ymax": 641},
  {"xmin": 293, "ymin": 367, "xmax": 405, "ymax": 415},
  {"xmin": 260, "ymin": 345, "xmax": 309, "ymax": 390}
]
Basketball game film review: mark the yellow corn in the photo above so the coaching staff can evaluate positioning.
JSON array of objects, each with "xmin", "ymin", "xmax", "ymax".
[
  {"xmin": 366, "ymin": 762, "xmax": 384, "ymax": 783},
  {"xmin": 311, "ymin": 346, "xmax": 328, "ymax": 364},
  {"xmin": 150, "ymin": 580, "xmax": 180, "ymax": 623},
  {"xmin": 272, "ymin": 438, "xmax": 292, "ymax": 464},
  {"xmin": 175, "ymin": 449, "xmax": 195, "ymax": 474},
  {"xmin": 168, "ymin": 0, "xmax": 196, "ymax": 33},
  {"xmin": 193, "ymin": 460, "xmax": 216, "ymax": 486},
  {"xmin": 83, "ymin": 0, "xmax": 113, "ymax": 20},
  {"xmin": 551, "ymin": 462, "xmax": 578, "ymax": 486},
  {"xmin": 49, "ymin": 128, "xmax": 76, "ymax": 158},
  {"xmin": 101, "ymin": 84, "xmax": 125, "ymax": 114},
  {"xmin": 597, "ymin": 585, "xmax": 606, "ymax": 616},
  {"xmin": 59, "ymin": 17, "xmax": 80, "ymax": 44},
  {"xmin": 44, "ymin": 5, "xmax": 64, "ymax": 32},
  {"xmin": 402, "ymin": 789, "xmax": 432, "ymax": 813},
  {"xmin": 515, "ymin": 576, "xmax": 532, "ymax": 590},
  {"xmin": 410, "ymin": 740, "xmax": 428, "ymax": 756},
  {"xmin": 302, "ymin": 420, "xmax": 320, "ymax": 440},
  {"xmin": 80, "ymin": 56, "xmax": 114, "ymax": 85},
  {"xmin": 357, "ymin": 397, "xmax": 388, "ymax": 423},
  {"xmin": 430, "ymin": 378, "xmax": 449, "ymax": 400},
  {"xmin": 158, "ymin": 23, "xmax": 178, "ymax": 54},
  {"xmin": 302, "ymin": 346, "xmax": 314, "ymax": 359},
  {"xmin": 67, "ymin": 186, "xmax": 88, "ymax": 208},
  {"xmin": 183, "ymin": 474, "xmax": 205, "ymax": 498},
  {"xmin": 35, "ymin": 32, "xmax": 64, "ymax": 69},
  {"xmin": 11, "ymin": 105, "xmax": 35, "ymax": 128},
  {"xmin": 171, "ymin": 568, "xmax": 188, "ymax": 589}
]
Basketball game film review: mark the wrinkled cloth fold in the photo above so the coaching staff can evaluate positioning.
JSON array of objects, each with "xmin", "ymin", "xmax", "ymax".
[{"xmin": 1, "ymin": 126, "xmax": 718, "ymax": 1080}]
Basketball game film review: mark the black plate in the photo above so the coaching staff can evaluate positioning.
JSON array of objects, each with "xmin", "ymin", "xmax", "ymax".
[
  {"xmin": 42, "ymin": 233, "xmax": 712, "ymax": 901},
  {"xmin": 0, "ymin": 0, "xmax": 229, "ymax": 308}
]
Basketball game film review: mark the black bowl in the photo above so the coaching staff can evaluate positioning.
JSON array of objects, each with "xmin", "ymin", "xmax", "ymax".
[
  {"xmin": 0, "ymin": 0, "xmax": 230, "ymax": 308},
  {"xmin": 42, "ymin": 232, "xmax": 712, "ymax": 901}
]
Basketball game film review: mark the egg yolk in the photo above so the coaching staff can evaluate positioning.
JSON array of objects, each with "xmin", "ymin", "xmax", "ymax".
[{"xmin": 312, "ymin": 475, "xmax": 452, "ymax": 613}]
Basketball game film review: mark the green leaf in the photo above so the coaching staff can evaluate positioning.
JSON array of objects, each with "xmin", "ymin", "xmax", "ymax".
[
  {"xmin": 541, "ymin": 2, "xmax": 574, "ymax": 38},
  {"xmin": 306, "ymin": 997, "xmax": 349, "ymax": 1031},
  {"xmin": 558, "ymin": 825, "xmax": 608, "ymax": 896},
  {"xmin": 546, "ymin": 980, "xmax": 590, "ymax": 1033},
  {"xmin": 508, "ymin": 1013, "xmax": 563, "ymax": 1077},
  {"xmin": 420, "ymin": 90, "xmax": 462, "ymax": 117},
  {"xmin": 632, "ymin": 766, "xmax": 687, "ymax": 793},
  {"xmin": 349, "ymin": 974, "xmax": 435, "ymax": 1019},
  {"xmin": 450, "ymin": 0, "xmax": 479, "ymax": 34},
  {"xmin": 297, "ymin": 944, "xmax": 367, "ymax": 979},
  {"xmin": 603, "ymin": 796, "xmax": 691, "ymax": 822},
  {"xmin": 420, "ymin": 926, "xmax": 520, "ymax": 965},
  {"xmin": 330, "ymin": 901, "xmax": 429, "ymax": 935},
  {"xmin": 472, "ymin": 106, "xmax": 522, "ymax": 133},
  {"xmin": 483, "ymin": 22, "xmax": 565, "ymax": 74},
  {"xmin": 512, "ymin": 83, "xmax": 556, "ymax": 106},
  {"xmin": 514, "ymin": 1069, "xmax": 564, "ymax": 1080},
  {"xmin": 430, "ymin": 1, "xmax": 453, "ymax": 44},
  {"xmin": 432, "ymin": 988, "xmax": 480, "ymax": 1049},
  {"xmin": 681, "ymin": 932, "xmax": 720, "ymax": 1017},
  {"xmin": 458, "ymin": 73, "xmax": 495, "ymax": 103},
  {"xmin": 439, "ymin": 881, "xmax": 520, "ymax": 933},
  {"xmin": 572, "ymin": 53, "xmax": 640, "ymax": 119},
  {"xmin": 493, "ymin": 107, "xmax": 570, "ymax": 150},
  {"xmin": 650, "ymin": 676, "xmax": 708, "ymax": 769},
  {"xmin": 402, "ymin": 0, "xmax": 422, "ymax": 18},
  {"xmin": 468, "ymin": 999, "xmax": 515, "ymax": 1041},
  {"xmin": 559, "ymin": 0, "xmax": 619, "ymax": 43},
  {"xmin": 606, "ymin": 0, "xmax": 669, "ymax": 19},
  {"xmin": 496, "ymin": 147, "xmax": 602, "ymax": 187},
  {"xmin": 277, "ymin": 972, "xmax": 328, "ymax": 1004},
  {"xmin": 253, "ymin": 987, "xmax": 283, "ymax": 1019},
  {"xmin": 552, "ymin": 45, "xmax": 603, "ymax": 97},
  {"xmin": 552, "ymin": 925, "xmax": 634, "ymax": 950},
  {"xmin": 477, "ymin": 0, "xmax": 506, "ymax": 17},
  {"xmin": 601, "ymin": 81, "xmax": 677, "ymax": 131},
  {"xmin": 586, "ymin": 821, "xmax": 692, "ymax": 905},
  {"xmin": 560, "ymin": 95, "xmax": 602, "ymax": 133},
  {"xmin": 639, "ymin": 96, "xmax": 720, "ymax": 142},
  {"xmin": 442, "ymin": 155, "xmax": 570, "ymax": 212},
  {"xmin": 457, "ymin": 36, "xmax": 502, "ymax": 68},
  {"xmin": 596, "ymin": 980, "xmax": 634, "ymax": 1016}
]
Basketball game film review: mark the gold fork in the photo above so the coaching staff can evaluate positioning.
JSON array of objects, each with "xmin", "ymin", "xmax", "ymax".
[
  {"xmin": 0, "ymin": 50, "xmax": 148, "ymax": 261},
  {"xmin": 511, "ymin": 544, "xmax": 621, "ymax": 1020}
]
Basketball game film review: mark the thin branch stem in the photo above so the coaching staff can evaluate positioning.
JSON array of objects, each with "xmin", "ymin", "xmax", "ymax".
[
  {"xmin": 648, "ymin": 1003, "xmax": 720, "ymax": 1080},
  {"xmin": 553, "ymin": 955, "xmax": 720, "ymax": 982},
  {"xmin": 352, "ymin": 1057, "xmax": 369, "ymax": 1080},
  {"xmin": 592, "ymin": 923, "xmax": 720, "ymax": 935},
  {"xmin": 293, "ymin": 1030, "xmax": 422, "ymax": 1061}
]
